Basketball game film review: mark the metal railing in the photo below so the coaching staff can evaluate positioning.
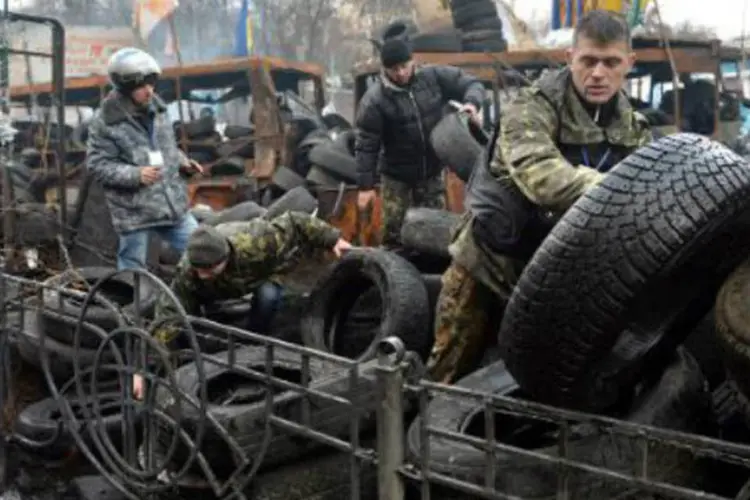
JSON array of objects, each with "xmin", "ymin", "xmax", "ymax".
[{"xmin": 1, "ymin": 268, "xmax": 750, "ymax": 499}]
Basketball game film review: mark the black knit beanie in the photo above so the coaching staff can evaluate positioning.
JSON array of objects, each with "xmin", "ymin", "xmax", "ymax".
[
  {"xmin": 186, "ymin": 225, "xmax": 230, "ymax": 268},
  {"xmin": 380, "ymin": 38, "xmax": 412, "ymax": 68}
]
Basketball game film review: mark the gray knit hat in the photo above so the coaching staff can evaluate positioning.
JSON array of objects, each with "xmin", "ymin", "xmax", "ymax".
[{"xmin": 186, "ymin": 225, "xmax": 230, "ymax": 268}]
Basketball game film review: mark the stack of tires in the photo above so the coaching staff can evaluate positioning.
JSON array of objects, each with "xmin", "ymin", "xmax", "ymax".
[
  {"xmin": 12, "ymin": 266, "xmax": 158, "ymax": 383},
  {"xmin": 450, "ymin": 0, "xmax": 508, "ymax": 52}
]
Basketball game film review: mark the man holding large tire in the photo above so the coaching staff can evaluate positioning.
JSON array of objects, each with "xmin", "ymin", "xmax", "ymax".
[
  {"xmin": 355, "ymin": 38, "xmax": 485, "ymax": 247},
  {"xmin": 427, "ymin": 10, "xmax": 653, "ymax": 384}
]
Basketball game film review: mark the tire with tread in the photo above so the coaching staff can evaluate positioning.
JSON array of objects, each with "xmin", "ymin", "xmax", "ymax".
[
  {"xmin": 301, "ymin": 248, "xmax": 431, "ymax": 361},
  {"xmin": 499, "ymin": 133, "xmax": 750, "ymax": 411}
]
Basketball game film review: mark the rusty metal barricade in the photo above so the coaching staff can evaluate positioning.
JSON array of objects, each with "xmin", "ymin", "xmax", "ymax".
[{"xmin": 3, "ymin": 267, "xmax": 750, "ymax": 499}]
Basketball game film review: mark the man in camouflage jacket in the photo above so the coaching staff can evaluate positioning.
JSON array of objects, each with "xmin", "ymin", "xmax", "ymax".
[
  {"xmin": 132, "ymin": 212, "xmax": 352, "ymax": 398},
  {"xmin": 355, "ymin": 38, "xmax": 485, "ymax": 247},
  {"xmin": 427, "ymin": 10, "xmax": 654, "ymax": 384},
  {"xmin": 87, "ymin": 48, "xmax": 203, "ymax": 270}
]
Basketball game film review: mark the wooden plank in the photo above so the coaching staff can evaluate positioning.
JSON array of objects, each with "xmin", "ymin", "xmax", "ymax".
[{"xmin": 247, "ymin": 64, "xmax": 282, "ymax": 180}]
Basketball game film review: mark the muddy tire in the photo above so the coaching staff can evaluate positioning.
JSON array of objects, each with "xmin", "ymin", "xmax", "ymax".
[
  {"xmin": 715, "ymin": 257, "xmax": 750, "ymax": 397},
  {"xmin": 153, "ymin": 345, "xmax": 380, "ymax": 474},
  {"xmin": 400, "ymin": 208, "xmax": 461, "ymax": 258},
  {"xmin": 41, "ymin": 267, "xmax": 158, "ymax": 348},
  {"xmin": 262, "ymin": 186, "xmax": 318, "ymax": 220},
  {"xmin": 499, "ymin": 134, "xmax": 750, "ymax": 411},
  {"xmin": 407, "ymin": 349, "xmax": 711, "ymax": 499},
  {"xmin": 302, "ymin": 249, "xmax": 431, "ymax": 361}
]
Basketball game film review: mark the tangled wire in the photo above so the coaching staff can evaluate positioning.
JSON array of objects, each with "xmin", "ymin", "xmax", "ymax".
[{"xmin": 4, "ymin": 268, "xmax": 274, "ymax": 500}]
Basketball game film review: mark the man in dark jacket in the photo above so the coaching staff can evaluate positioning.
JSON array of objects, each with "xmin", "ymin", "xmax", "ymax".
[
  {"xmin": 427, "ymin": 10, "xmax": 653, "ymax": 384},
  {"xmin": 87, "ymin": 47, "xmax": 204, "ymax": 270},
  {"xmin": 355, "ymin": 39, "xmax": 485, "ymax": 246}
]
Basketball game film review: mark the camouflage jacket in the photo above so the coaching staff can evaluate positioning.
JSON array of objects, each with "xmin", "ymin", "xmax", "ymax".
[
  {"xmin": 86, "ymin": 91, "xmax": 192, "ymax": 234},
  {"xmin": 451, "ymin": 68, "xmax": 653, "ymax": 296},
  {"xmin": 153, "ymin": 212, "xmax": 341, "ymax": 344}
]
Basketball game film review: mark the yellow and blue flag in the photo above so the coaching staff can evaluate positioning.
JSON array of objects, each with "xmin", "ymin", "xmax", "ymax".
[{"xmin": 233, "ymin": 0, "xmax": 254, "ymax": 57}]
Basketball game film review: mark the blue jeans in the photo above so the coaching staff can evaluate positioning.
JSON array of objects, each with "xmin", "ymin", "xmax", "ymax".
[
  {"xmin": 248, "ymin": 282, "xmax": 283, "ymax": 334},
  {"xmin": 117, "ymin": 214, "xmax": 199, "ymax": 270}
]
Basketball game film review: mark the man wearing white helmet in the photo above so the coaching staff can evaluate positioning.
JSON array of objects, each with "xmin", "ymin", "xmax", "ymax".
[{"xmin": 86, "ymin": 47, "xmax": 204, "ymax": 270}]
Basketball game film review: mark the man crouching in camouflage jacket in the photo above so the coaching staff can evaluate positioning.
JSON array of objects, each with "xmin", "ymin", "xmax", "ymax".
[
  {"xmin": 86, "ymin": 48, "xmax": 204, "ymax": 270},
  {"xmin": 426, "ymin": 10, "xmax": 653, "ymax": 384},
  {"xmin": 132, "ymin": 212, "xmax": 352, "ymax": 398}
]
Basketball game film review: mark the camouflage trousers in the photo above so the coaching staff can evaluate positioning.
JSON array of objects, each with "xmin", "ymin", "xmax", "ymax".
[
  {"xmin": 426, "ymin": 262, "xmax": 505, "ymax": 384},
  {"xmin": 380, "ymin": 174, "xmax": 445, "ymax": 247}
]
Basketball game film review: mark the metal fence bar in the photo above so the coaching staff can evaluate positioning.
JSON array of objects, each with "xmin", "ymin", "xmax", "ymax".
[
  {"xmin": 376, "ymin": 338, "xmax": 406, "ymax": 500},
  {"xmin": 8, "ymin": 268, "xmax": 750, "ymax": 499}
]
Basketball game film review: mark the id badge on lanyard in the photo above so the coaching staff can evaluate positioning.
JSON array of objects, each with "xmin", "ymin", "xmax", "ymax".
[
  {"xmin": 148, "ymin": 150, "xmax": 164, "ymax": 166},
  {"xmin": 146, "ymin": 123, "xmax": 164, "ymax": 166},
  {"xmin": 581, "ymin": 147, "xmax": 611, "ymax": 171}
]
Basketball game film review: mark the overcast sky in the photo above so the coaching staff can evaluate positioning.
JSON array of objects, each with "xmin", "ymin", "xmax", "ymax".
[
  {"xmin": 7, "ymin": 0, "xmax": 750, "ymax": 40},
  {"xmin": 514, "ymin": 0, "xmax": 750, "ymax": 39}
]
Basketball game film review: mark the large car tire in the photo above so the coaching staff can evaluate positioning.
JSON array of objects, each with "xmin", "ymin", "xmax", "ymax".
[
  {"xmin": 301, "ymin": 249, "xmax": 432, "ymax": 361},
  {"xmin": 406, "ymin": 349, "xmax": 711, "ymax": 499},
  {"xmin": 499, "ymin": 133, "xmax": 750, "ymax": 411}
]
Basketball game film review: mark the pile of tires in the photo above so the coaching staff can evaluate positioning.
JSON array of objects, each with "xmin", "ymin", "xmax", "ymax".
[
  {"xmin": 450, "ymin": 0, "xmax": 508, "ymax": 52},
  {"xmin": 12, "ymin": 266, "xmax": 158, "ymax": 383},
  {"xmin": 406, "ymin": 133, "xmax": 750, "ymax": 497},
  {"xmin": 374, "ymin": 13, "xmax": 507, "ymax": 54}
]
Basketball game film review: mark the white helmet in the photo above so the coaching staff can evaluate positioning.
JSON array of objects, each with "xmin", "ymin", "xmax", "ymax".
[{"xmin": 107, "ymin": 47, "xmax": 161, "ymax": 92}]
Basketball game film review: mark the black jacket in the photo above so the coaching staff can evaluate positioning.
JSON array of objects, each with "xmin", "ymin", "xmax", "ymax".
[{"xmin": 354, "ymin": 64, "xmax": 485, "ymax": 189}]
